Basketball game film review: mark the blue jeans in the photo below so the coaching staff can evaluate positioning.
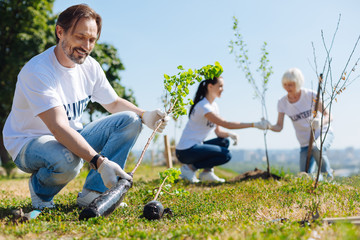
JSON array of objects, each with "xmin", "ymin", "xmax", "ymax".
[
  {"xmin": 14, "ymin": 111, "xmax": 142, "ymax": 202},
  {"xmin": 176, "ymin": 137, "xmax": 231, "ymax": 169},
  {"xmin": 299, "ymin": 131, "xmax": 334, "ymax": 178}
]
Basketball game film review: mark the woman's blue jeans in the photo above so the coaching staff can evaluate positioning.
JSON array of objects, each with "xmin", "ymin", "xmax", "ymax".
[
  {"xmin": 175, "ymin": 137, "xmax": 232, "ymax": 170},
  {"xmin": 299, "ymin": 131, "xmax": 334, "ymax": 178},
  {"xmin": 14, "ymin": 111, "xmax": 142, "ymax": 202}
]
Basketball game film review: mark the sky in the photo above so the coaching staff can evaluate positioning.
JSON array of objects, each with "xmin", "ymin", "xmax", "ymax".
[{"xmin": 53, "ymin": 0, "xmax": 360, "ymax": 151}]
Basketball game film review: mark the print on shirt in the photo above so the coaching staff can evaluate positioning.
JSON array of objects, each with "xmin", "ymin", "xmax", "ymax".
[
  {"xmin": 63, "ymin": 95, "xmax": 91, "ymax": 120},
  {"xmin": 206, "ymin": 120, "xmax": 215, "ymax": 128},
  {"xmin": 289, "ymin": 109, "xmax": 311, "ymax": 121}
]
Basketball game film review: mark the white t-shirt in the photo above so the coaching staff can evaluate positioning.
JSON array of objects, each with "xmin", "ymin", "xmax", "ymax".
[
  {"xmin": 3, "ymin": 46, "xmax": 118, "ymax": 159},
  {"xmin": 176, "ymin": 98, "xmax": 219, "ymax": 150},
  {"xmin": 277, "ymin": 88, "xmax": 330, "ymax": 147}
]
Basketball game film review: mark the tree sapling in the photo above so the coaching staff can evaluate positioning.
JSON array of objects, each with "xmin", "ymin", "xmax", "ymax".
[
  {"xmin": 229, "ymin": 16, "xmax": 273, "ymax": 176},
  {"xmin": 142, "ymin": 168, "xmax": 188, "ymax": 220}
]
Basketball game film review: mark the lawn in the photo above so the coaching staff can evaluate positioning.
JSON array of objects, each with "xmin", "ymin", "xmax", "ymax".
[{"xmin": 1, "ymin": 163, "xmax": 360, "ymax": 239}]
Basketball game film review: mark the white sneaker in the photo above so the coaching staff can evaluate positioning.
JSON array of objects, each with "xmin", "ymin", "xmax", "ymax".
[
  {"xmin": 77, "ymin": 189, "xmax": 129, "ymax": 208},
  {"xmin": 77, "ymin": 189, "xmax": 102, "ymax": 207},
  {"xmin": 180, "ymin": 165, "xmax": 200, "ymax": 183},
  {"xmin": 199, "ymin": 169, "xmax": 225, "ymax": 183},
  {"xmin": 29, "ymin": 177, "xmax": 55, "ymax": 210}
]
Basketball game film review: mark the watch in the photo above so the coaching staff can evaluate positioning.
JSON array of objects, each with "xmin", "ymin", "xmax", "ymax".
[{"xmin": 90, "ymin": 154, "xmax": 102, "ymax": 170}]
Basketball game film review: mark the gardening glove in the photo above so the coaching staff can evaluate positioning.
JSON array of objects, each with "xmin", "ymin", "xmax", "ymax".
[
  {"xmin": 254, "ymin": 118, "xmax": 270, "ymax": 130},
  {"xmin": 142, "ymin": 109, "xmax": 169, "ymax": 133},
  {"xmin": 98, "ymin": 158, "xmax": 132, "ymax": 188},
  {"xmin": 311, "ymin": 118, "xmax": 321, "ymax": 130},
  {"xmin": 228, "ymin": 132, "xmax": 238, "ymax": 146},
  {"xmin": 314, "ymin": 136, "xmax": 322, "ymax": 148}
]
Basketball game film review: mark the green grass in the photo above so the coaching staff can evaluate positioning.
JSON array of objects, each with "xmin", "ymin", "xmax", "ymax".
[{"xmin": 1, "ymin": 164, "xmax": 360, "ymax": 239}]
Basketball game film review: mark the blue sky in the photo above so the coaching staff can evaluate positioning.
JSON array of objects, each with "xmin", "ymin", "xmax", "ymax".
[{"xmin": 54, "ymin": 0, "xmax": 360, "ymax": 151}]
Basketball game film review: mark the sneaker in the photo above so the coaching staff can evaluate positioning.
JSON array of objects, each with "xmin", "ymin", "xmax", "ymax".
[
  {"xmin": 29, "ymin": 176, "xmax": 55, "ymax": 210},
  {"xmin": 180, "ymin": 165, "xmax": 200, "ymax": 183},
  {"xmin": 199, "ymin": 169, "xmax": 225, "ymax": 183},
  {"xmin": 77, "ymin": 189, "xmax": 128, "ymax": 208},
  {"xmin": 77, "ymin": 188, "xmax": 102, "ymax": 207}
]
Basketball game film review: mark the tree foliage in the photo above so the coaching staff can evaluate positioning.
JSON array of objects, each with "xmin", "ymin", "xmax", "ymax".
[
  {"xmin": 88, "ymin": 43, "xmax": 137, "ymax": 121},
  {"xmin": 0, "ymin": 0, "xmax": 56, "ymax": 165},
  {"xmin": 0, "ymin": 0, "xmax": 56, "ymax": 126}
]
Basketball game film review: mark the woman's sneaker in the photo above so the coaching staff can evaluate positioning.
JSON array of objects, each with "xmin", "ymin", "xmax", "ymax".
[
  {"xmin": 180, "ymin": 165, "xmax": 200, "ymax": 183},
  {"xmin": 199, "ymin": 169, "xmax": 225, "ymax": 183},
  {"xmin": 29, "ymin": 176, "xmax": 55, "ymax": 210}
]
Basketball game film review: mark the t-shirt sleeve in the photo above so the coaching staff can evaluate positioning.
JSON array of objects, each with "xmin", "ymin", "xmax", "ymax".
[
  {"xmin": 19, "ymin": 70, "xmax": 62, "ymax": 117},
  {"xmin": 90, "ymin": 61, "xmax": 118, "ymax": 104},
  {"xmin": 203, "ymin": 104, "xmax": 213, "ymax": 114},
  {"xmin": 277, "ymin": 98, "xmax": 285, "ymax": 113}
]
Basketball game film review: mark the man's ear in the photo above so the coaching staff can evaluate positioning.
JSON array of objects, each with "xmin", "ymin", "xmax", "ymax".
[{"xmin": 55, "ymin": 25, "xmax": 64, "ymax": 40}]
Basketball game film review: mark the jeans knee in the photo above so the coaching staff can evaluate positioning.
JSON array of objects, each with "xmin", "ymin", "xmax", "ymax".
[
  {"xmin": 120, "ymin": 111, "xmax": 142, "ymax": 135},
  {"xmin": 53, "ymin": 152, "xmax": 82, "ymax": 185},
  {"xmin": 223, "ymin": 138, "xmax": 230, "ymax": 148},
  {"xmin": 224, "ymin": 150, "xmax": 232, "ymax": 163}
]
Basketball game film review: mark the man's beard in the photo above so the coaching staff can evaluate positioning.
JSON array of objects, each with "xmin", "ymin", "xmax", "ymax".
[{"xmin": 61, "ymin": 40, "xmax": 89, "ymax": 64}]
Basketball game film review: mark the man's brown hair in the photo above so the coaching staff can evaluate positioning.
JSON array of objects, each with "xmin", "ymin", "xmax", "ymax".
[{"xmin": 55, "ymin": 4, "xmax": 102, "ymax": 43}]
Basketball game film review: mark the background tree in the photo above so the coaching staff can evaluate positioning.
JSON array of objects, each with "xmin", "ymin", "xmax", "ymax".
[
  {"xmin": 0, "ymin": 0, "xmax": 56, "ymax": 166},
  {"xmin": 0, "ymin": 0, "xmax": 136, "ymax": 168},
  {"xmin": 88, "ymin": 43, "xmax": 137, "ymax": 121}
]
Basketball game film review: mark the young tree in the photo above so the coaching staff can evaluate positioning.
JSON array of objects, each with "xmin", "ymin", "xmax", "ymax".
[
  {"xmin": 310, "ymin": 15, "xmax": 360, "ymax": 189},
  {"xmin": 229, "ymin": 16, "xmax": 273, "ymax": 176},
  {"xmin": 143, "ymin": 168, "xmax": 188, "ymax": 220}
]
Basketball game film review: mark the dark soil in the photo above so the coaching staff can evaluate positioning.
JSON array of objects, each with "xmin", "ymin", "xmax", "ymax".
[{"xmin": 229, "ymin": 168, "xmax": 281, "ymax": 182}]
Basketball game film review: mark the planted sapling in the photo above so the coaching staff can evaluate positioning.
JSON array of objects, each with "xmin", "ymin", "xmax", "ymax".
[
  {"xmin": 229, "ymin": 16, "xmax": 273, "ymax": 176},
  {"xmin": 142, "ymin": 168, "xmax": 188, "ymax": 220}
]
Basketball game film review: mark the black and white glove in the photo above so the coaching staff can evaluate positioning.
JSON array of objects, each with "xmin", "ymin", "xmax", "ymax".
[
  {"xmin": 98, "ymin": 158, "xmax": 132, "ymax": 188},
  {"xmin": 142, "ymin": 109, "xmax": 169, "ymax": 133}
]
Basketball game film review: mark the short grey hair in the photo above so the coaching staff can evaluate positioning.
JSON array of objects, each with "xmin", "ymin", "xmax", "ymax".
[{"xmin": 281, "ymin": 68, "xmax": 304, "ymax": 91}]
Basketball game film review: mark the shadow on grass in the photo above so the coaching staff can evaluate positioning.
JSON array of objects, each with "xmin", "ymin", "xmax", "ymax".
[{"xmin": 0, "ymin": 203, "xmax": 82, "ymax": 224}]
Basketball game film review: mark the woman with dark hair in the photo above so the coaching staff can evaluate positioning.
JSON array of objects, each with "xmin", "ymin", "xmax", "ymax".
[{"xmin": 175, "ymin": 76, "xmax": 268, "ymax": 183}]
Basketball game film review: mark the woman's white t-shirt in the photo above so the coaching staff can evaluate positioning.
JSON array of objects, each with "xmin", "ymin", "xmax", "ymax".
[
  {"xmin": 176, "ymin": 98, "xmax": 219, "ymax": 150},
  {"xmin": 277, "ymin": 88, "xmax": 330, "ymax": 147},
  {"xmin": 3, "ymin": 46, "xmax": 118, "ymax": 159}
]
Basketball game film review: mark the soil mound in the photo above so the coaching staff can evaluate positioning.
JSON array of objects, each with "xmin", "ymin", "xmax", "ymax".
[{"xmin": 229, "ymin": 168, "xmax": 281, "ymax": 182}]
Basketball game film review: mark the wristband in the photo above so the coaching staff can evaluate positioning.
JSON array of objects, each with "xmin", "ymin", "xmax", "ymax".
[{"xmin": 90, "ymin": 154, "xmax": 102, "ymax": 170}]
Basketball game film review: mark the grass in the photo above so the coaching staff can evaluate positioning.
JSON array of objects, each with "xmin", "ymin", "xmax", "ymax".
[{"xmin": 1, "ymin": 163, "xmax": 360, "ymax": 239}]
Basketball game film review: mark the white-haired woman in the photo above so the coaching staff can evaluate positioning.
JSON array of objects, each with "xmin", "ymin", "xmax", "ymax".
[{"xmin": 268, "ymin": 68, "xmax": 334, "ymax": 179}]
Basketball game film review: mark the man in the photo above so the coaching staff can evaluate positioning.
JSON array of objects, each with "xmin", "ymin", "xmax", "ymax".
[{"xmin": 3, "ymin": 4, "xmax": 168, "ymax": 210}]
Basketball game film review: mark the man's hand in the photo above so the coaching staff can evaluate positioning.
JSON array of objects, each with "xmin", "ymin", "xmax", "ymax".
[
  {"xmin": 228, "ymin": 132, "xmax": 238, "ymax": 146},
  {"xmin": 142, "ymin": 109, "xmax": 169, "ymax": 133},
  {"xmin": 98, "ymin": 158, "xmax": 132, "ymax": 188},
  {"xmin": 254, "ymin": 118, "xmax": 270, "ymax": 130}
]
